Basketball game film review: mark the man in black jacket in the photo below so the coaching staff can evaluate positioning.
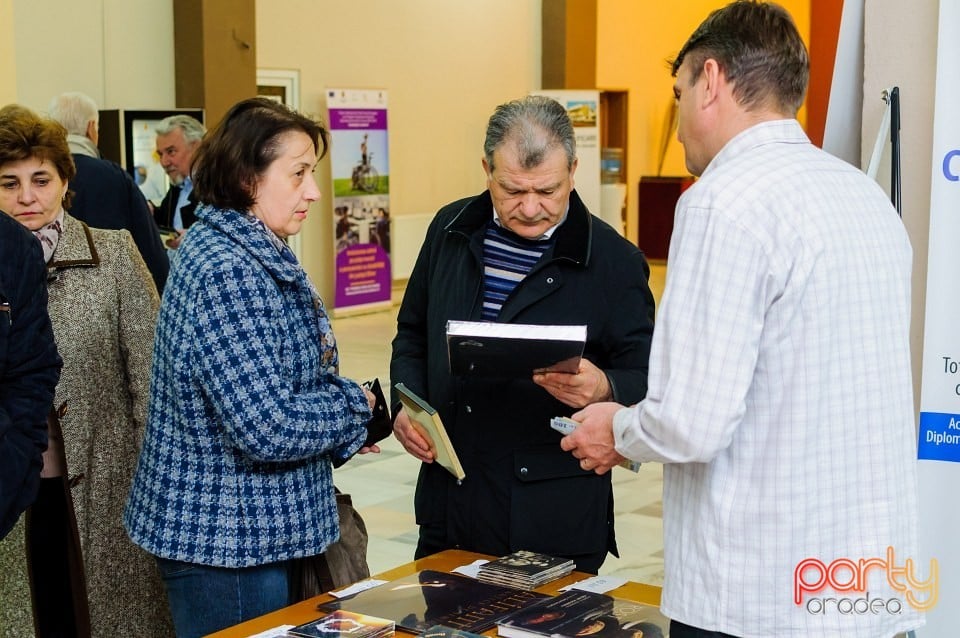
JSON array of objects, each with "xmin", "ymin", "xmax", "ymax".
[
  {"xmin": 0, "ymin": 210, "xmax": 62, "ymax": 540},
  {"xmin": 153, "ymin": 114, "xmax": 206, "ymax": 251},
  {"xmin": 48, "ymin": 92, "xmax": 169, "ymax": 292},
  {"xmin": 390, "ymin": 96, "xmax": 656, "ymax": 573}
]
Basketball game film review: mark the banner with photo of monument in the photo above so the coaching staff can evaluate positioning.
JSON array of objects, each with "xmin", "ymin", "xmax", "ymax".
[{"xmin": 327, "ymin": 88, "xmax": 392, "ymax": 314}]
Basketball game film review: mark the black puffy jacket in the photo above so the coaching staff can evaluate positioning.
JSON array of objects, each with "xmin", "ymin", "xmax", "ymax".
[{"xmin": 0, "ymin": 211, "xmax": 62, "ymax": 539}]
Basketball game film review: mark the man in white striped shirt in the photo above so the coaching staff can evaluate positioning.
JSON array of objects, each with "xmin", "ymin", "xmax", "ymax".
[{"xmin": 562, "ymin": 2, "xmax": 927, "ymax": 637}]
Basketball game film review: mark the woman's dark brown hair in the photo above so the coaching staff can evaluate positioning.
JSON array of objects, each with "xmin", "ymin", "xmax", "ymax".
[
  {"xmin": 191, "ymin": 97, "xmax": 328, "ymax": 212},
  {"xmin": 0, "ymin": 104, "xmax": 77, "ymax": 209}
]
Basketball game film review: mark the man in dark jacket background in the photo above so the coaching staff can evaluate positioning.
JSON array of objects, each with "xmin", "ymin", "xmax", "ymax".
[
  {"xmin": 48, "ymin": 92, "xmax": 169, "ymax": 292},
  {"xmin": 153, "ymin": 114, "xmax": 206, "ymax": 251},
  {"xmin": 390, "ymin": 95, "xmax": 656, "ymax": 573},
  {"xmin": 0, "ymin": 210, "xmax": 62, "ymax": 540}
]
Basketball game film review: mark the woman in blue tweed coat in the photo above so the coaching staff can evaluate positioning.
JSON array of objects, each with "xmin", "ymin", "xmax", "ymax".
[{"xmin": 124, "ymin": 98, "xmax": 375, "ymax": 638}]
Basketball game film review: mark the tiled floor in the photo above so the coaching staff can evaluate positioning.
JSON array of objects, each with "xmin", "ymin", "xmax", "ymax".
[{"xmin": 331, "ymin": 263, "xmax": 667, "ymax": 587}]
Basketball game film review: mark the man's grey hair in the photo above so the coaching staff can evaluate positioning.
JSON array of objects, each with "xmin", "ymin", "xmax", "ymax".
[
  {"xmin": 483, "ymin": 95, "xmax": 576, "ymax": 171},
  {"xmin": 156, "ymin": 114, "xmax": 206, "ymax": 144},
  {"xmin": 48, "ymin": 92, "xmax": 99, "ymax": 136}
]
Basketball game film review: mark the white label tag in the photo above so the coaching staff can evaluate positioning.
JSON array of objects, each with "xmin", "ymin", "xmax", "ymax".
[{"xmin": 559, "ymin": 575, "xmax": 628, "ymax": 593}]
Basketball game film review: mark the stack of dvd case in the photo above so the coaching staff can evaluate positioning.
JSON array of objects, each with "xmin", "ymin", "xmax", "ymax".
[{"xmin": 477, "ymin": 550, "xmax": 575, "ymax": 590}]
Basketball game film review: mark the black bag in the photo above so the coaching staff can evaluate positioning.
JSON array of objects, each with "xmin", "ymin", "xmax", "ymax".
[
  {"xmin": 361, "ymin": 378, "xmax": 392, "ymax": 447},
  {"xmin": 26, "ymin": 406, "xmax": 92, "ymax": 638}
]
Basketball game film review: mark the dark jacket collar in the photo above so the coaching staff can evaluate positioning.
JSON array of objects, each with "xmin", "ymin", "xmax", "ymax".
[
  {"xmin": 159, "ymin": 183, "xmax": 199, "ymax": 229},
  {"xmin": 48, "ymin": 213, "xmax": 99, "ymax": 271},
  {"xmin": 444, "ymin": 189, "xmax": 593, "ymax": 266}
]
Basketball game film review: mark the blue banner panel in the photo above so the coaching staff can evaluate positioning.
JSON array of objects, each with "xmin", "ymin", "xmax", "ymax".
[{"xmin": 918, "ymin": 412, "xmax": 960, "ymax": 463}]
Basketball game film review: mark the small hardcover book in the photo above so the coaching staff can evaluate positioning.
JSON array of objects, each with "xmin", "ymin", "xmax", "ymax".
[
  {"xmin": 288, "ymin": 610, "xmax": 395, "ymax": 638},
  {"xmin": 395, "ymin": 383, "xmax": 466, "ymax": 480},
  {"xmin": 445, "ymin": 320, "xmax": 587, "ymax": 378},
  {"xmin": 318, "ymin": 570, "xmax": 549, "ymax": 635},
  {"xmin": 497, "ymin": 590, "xmax": 669, "ymax": 638}
]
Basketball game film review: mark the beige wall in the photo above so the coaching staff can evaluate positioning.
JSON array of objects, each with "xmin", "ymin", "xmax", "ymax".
[
  {"xmin": 257, "ymin": 0, "xmax": 541, "ymax": 302},
  {"xmin": 595, "ymin": 0, "xmax": 810, "ymax": 244},
  {"xmin": 862, "ymin": 1, "xmax": 938, "ymax": 409},
  {"xmin": 10, "ymin": 0, "xmax": 176, "ymax": 112},
  {"xmin": 0, "ymin": 1, "xmax": 15, "ymax": 106},
  {"xmin": 6, "ymin": 0, "xmax": 935, "ymax": 390},
  {"xmin": 7, "ymin": 0, "xmax": 539, "ymax": 304}
]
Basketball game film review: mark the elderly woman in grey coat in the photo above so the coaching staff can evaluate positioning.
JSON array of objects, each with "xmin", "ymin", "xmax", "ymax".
[{"xmin": 0, "ymin": 106, "xmax": 174, "ymax": 636}]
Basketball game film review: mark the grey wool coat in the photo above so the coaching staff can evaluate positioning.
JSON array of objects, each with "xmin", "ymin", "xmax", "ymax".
[{"xmin": 0, "ymin": 214, "xmax": 174, "ymax": 637}]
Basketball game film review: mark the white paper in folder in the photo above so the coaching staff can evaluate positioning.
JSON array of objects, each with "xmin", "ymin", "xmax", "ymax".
[{"xmin": 599, "ymin": 183, "xmax": 627, "ymax": 236}]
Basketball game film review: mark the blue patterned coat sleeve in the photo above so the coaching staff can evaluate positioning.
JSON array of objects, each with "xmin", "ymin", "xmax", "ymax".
[
  {"xmin": 125, "ymin": 206, "xmax": 370, "ymax": 567},
  {"xmin": 190, "ymin": 263, "xmax": 368, "ymax": 462},
  {"xmin": 192, "ymin": 255, "xmax": 369, "ymax": 462}
]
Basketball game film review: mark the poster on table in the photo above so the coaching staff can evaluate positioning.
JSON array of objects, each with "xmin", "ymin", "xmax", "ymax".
[
  {"xmin": 532, "ymin": 90, "xmax": 601, "ymax": 217},
  {"xmin": 916, "ymin": 0, "xmax": 960, "ymax": 634},
  {"xmin": 327, "ymin": 88, "xmax": 392, "ymax": 314}
]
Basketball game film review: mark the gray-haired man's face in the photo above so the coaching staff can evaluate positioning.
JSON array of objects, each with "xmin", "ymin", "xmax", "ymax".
[
  {"xmin": 156, "ymin": 128, "xmax": 198, "ymax": 184},
  {"xmin": 483, "ymin": 141, "xmax": 577, "ymax": 240}
]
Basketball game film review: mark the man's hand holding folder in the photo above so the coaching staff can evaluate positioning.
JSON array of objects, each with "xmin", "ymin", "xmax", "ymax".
[{"xmin": 533, "ymin": 358, "xmax": 613, "ymax": 409}]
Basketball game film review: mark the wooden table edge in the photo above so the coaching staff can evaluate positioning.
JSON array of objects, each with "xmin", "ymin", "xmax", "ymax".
[{"xmin": 206, "ymin": 549, "xmax": 662, "ymax": 638}]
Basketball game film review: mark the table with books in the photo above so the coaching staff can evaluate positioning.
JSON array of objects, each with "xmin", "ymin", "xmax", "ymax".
[{"xmin": 207, "ymin": 549, "xmax": 664, "ymax": 638}]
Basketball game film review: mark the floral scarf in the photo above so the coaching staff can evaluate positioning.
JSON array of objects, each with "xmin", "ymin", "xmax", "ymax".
[
  {"xmin": 32, "ymin": 210, "xmax": 65, "ymax": 263},
  {"xmin": 248, "ymin": 214, "xmax": 340, "ymax": 374}
]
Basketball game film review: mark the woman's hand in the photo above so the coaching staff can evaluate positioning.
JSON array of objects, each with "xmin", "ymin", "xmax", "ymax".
[
  {"xmin": 363, "ymin": 386, "xmax": 376, "ymax": 410},
  {"xmin": 165, "ymin": 229, "xmax": 186, "ymax": 249}
]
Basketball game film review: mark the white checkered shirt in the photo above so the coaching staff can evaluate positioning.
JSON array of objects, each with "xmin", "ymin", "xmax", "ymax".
[{"xmin": 614, "ymin": 120, "xmax": 923, "ymax": 637}]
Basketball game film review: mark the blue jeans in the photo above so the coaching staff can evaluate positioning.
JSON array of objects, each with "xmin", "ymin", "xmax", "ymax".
[{"xmin": 156, "ymin": 556, "xmax": 291, "ymax": 638}]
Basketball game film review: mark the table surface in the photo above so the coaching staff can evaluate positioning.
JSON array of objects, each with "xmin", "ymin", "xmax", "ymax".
[{"xmin": 207, "ymin": 549, "xmax": 663, "ymax": 638}]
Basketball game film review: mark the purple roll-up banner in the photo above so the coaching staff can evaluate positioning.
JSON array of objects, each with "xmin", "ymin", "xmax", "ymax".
[{"xmin": 328, "ymin": 88, "xmax": 392, "ymax": 314}]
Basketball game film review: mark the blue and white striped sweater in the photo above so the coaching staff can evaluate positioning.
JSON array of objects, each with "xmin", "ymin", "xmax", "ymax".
[{"xmin": 481, "ymin": 223, "xmax": 553, "ymax": 320}]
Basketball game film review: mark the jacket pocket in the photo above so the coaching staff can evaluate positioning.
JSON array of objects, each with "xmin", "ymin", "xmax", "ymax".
[
  {"xmin": 156, "ymin": 556, "xmax": 198, "ymax": 578},
  {"xmin": 510, "ymin": 447, "xmax": 611, "ymax": 557},
  {"xmin": 413, "ymin": 463, "xmax": 449, "ymax": 525}
]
